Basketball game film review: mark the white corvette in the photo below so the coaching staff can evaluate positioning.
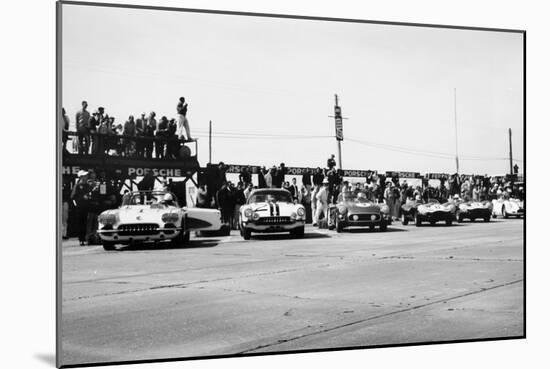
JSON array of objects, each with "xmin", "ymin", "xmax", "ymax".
[
  {"xmin": 97, "ymin": 190, "xmax": 222, "ymax": 250},
  {"xmin": 239, "ymin": 188, "xmax": 306, "ymax": 240},
  {"xmin": 492, "ymin": 197, "xmax": 525, "ymax": 218}
]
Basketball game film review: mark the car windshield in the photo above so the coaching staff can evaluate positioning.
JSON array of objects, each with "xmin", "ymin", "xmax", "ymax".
[
  {"xmin": 248, "ymin": 191, "xmax": 292, "ymax": 203},
  {"xmin": 427, "ymin": 198, "xmax": 441, "ymax": 204},
  {"xmin": 121, "ymin": 191, "xmax": 179, "ymax": 206},
  {"xmin": 339, "ymin": 191, "xmax": 370, "ymax": 203}
]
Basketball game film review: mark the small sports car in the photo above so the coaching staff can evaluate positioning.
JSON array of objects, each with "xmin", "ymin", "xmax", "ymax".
[
  {"xmin": 456, "ymin": 200, "xmax": 492, "ymax": 222},
  {"xmin": 97, "ymin": 190, "xmax": 222, "ymax": 250},
  {"xmin": 239, "ymin": 188, "xmax": 306, "ymax": 240},
  {"xmin": 328, "ymin": 191, "xmax": 391, "ymax": 232},
  {"xmin": 492, "ymin": 197, "xmax": 525, "ymax": 218},
  {"xmin": 414, "ymin": 199, "xmax": 456, "ymax": 226}
]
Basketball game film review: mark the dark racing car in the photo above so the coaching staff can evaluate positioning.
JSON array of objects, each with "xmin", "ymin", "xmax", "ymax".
[
  {"xmin": 456, "ymin": 200, "xmax": 493, "ymax": 222},
  {"xmin": 414, "ymin": 198, "xmax": 456, "ymax": 226}
]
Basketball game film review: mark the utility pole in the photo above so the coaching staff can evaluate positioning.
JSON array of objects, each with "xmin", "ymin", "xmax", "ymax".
[
  {"xmin": 328, "ymin": 94, "xmax": 347, "ymax": 170},
  {"xmin": 509, "ymin": 128, "xmax": 513, "ymax": 177},
  {"xmin": 454, "ymin": 88, "xmax": 459, "ymax": 174},
  {"xmin": 209, "ymin": 120, "xmax": 212, "ymax": 164}
]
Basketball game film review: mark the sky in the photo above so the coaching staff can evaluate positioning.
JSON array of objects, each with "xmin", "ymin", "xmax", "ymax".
[{"xmin": 62, "ymin": 4, "xmax": 524, "ymax": 176}]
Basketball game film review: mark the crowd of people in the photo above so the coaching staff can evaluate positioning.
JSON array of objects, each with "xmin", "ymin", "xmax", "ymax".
[
  {"xmin": 197, "ymin": 156, "xmax": 524, "ymax": 229},
  {"xmin": 62, "ymin": 97, "xmax": 194, "ymax": 158}
]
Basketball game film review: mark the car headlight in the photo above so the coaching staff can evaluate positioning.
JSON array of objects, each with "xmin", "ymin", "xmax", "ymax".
[
  {"xmin": 297, "ymin": 208, "xmax": 305, "ymax": 217},
  {"xmin": 99, "ymin": 213, "xmax": 117, "ymax": 225},
  {"xmin": 338, "ymin": 206, "xmax": 347, "ymax": 214},
  {"xmin": 244, "ymin": 208, "xmax": 253, "ymax": 218},
  {"xmin": 252, "ymin": 212, "xmax": 260, "ymax": 221},
  {"xmin": 161, "ymin": 213, "xmax": 179, "ymax": 223},
  {"xmin": 290, "ymin": 212, "xmax": 297, "ymax": 220}
]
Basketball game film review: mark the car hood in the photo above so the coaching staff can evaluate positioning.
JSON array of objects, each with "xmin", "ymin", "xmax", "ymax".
[
  {"xmin": 459, "ymin": 201, "xmax": 492, "ymax": 210},
  {"xmin": 418, "ymin": 203, "xmax": 455, "ymax": 214},
  {"xmin": 246, "ymin": 201, "xmax": 301, "ymax": 216},
  {"xmin": 339, "ymin": 201, "xmax": 381, "ymax": 214},
  {"xmin": 105, "ymin": 205, "xmax": 180, "ymax": 224}
]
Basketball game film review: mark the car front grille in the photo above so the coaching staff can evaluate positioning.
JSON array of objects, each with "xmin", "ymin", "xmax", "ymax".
[
  {"xmin": 118, "ymin": 223, "xmax": 160, "ymax": 236},
  {"xmin": 256, "ymin": 216, "xmax": 292, "ymax": 225}
]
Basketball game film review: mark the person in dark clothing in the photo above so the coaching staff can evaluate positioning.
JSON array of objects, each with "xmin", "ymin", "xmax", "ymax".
[
  {"xmin": 166, "ymin": 118, "xmax": 179, "ymax": 159},
  {"xmin": 75, "ymin": 101, "xmax": 90, "ymax": 154},
  {"xmin": 289, "ymin": 177, "xmax": 300, "ymax": 203},
  {"xmin": 312, "ymin": 167, "xmax": 324, "ymax": 187},
  {"xmin": 155, "ymin": 116, "xmax": 169, "ymax": 158},
  {"xmin": 143, "ymin": 116, "xmax": 155, "ymax": 159},
  {"xmin": 327, "ymin": 154, "xmax": 337, "ymax": 170},
  {"xmin": 302, "ymin": 168, "xmax": 312, "ymax": 190},
  {"xmin": 272, "ymin": 163, "xmax": 286, "ymax": 188},
  {"xmin": 239, "ymin": 166, "xmax": 252, "ymax": 187},
  {"xmin": 135, "ymin": 112, "xmax": 147, "ymax": 157},
  {"xmin": 216, "ymin": 182, "xmax": 233, "ymax": 224},
  {"xmin": 233, "ymin": 182, "xmax": 247, "ymax": 229},
  {"xmin": 71, "ymin": 170, "xmax": 91, "ymax": 245},
  {"xmin": 257, "ymin": 166, "xmax": 267, "ymax": 188}
]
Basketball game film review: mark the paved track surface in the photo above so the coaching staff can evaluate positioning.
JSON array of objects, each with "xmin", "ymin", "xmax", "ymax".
[{"xmin": 60, "ymin": 218, "xmax": 524, "ymax": 366}]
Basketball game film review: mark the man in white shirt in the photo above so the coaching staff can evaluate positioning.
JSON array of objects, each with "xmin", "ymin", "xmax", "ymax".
[{"xmin": 313, "ymin": 179, "xmax": 329, "ymax": 226}]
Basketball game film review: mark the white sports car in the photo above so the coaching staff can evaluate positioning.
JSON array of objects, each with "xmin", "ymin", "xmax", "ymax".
[
  {"xmin": 97, "ymin": 190, "xmax": 222, "ymax": 250},
  {"xmin": 492, "ymin": 197, "xmax": 525, "ymax": 218},
  {"xmin": 239, "ymin": 188, "xmax": 306, "ymax": 240}
]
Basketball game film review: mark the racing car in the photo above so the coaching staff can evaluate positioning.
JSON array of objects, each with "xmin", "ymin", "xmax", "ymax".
[
  {"xmin": 400, "ymin": 198, "xmax": 422, "ymax": 225},
  {"xmin": 455, "ymin": 200, "xmax": 492, "ymax": 222},
  {"xmin": 414, "ymin": 199, "xmax": 456, "ymax": 226},
  {"xmin": 238, "ymin": 188, "xmax": 306, "ymax": 240},
  {"xmin": 492, "ymin": 197, "xmax": 525, "ymax": 218},
  {"xmin": 328, "ymin": 191, "xmax": 391, "ymax": 232},
  {"xmin": 97, "ymin": 190, "xmax": 222, "ymax": 250}
]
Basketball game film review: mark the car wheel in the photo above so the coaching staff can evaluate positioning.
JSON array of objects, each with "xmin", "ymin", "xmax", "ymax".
[
  {"xmin": 334, "ymin": 216, "xmax": 343, "ymax": 233},
  {"xmin": 415, "ymin": 214, "xmax": 422, "ymax": 227},
  {"xmin": 503, "ymin": 206, "xmax": 509, "ymax": 219},
  {"xmin": 484, "ymin": 216, "xmax": 490, "ymax": 222},
  {"xmin": 401, "ymin": 213, "xmax": 409, "ymax": 226},
  {"xmin": 445, "ymin": 218, "xmax": 453, "ymax": 226},
  {"xmin": 172, "ymin": 230, "xmax": 190, "ymax": 247},
  {"xmin": 242, "ymin": 228, "xmax": 251, "ymax": 240},
  {"xmin": 379, "ymin": 222, "xmax": 388, "ymax": 231},
  {"xmin": 102, "ymin": 241, "xmax": 116, "ymax": 251},
  {"xmin": 291, "ymin": 226, "xmax": 305, "ymax": 238}
]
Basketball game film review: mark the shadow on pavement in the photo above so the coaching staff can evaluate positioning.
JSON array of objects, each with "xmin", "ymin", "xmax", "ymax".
[
  {"xmin": 344, "ymin": 227, "xmax": 408, "ymax": 233},
  {"xmin": 34, "ymin": 353, "xmax": 56, "ymax": 366},
  {"xmin": 115, "ymin": 239, "xmax": 220, "ymax": 251},
  {"xmin": 249, "ymin": 232, "xmax": 331, "ymax": 241}
]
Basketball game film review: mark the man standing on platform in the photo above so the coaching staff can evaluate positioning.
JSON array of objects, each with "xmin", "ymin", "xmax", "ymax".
[
  {"xmin": 177, "ymin": 97, "xmax": 193, "ymax": 141},
  {"xmin": 75, "ymin": 100, "xmax": 91, "ymax": 154}
]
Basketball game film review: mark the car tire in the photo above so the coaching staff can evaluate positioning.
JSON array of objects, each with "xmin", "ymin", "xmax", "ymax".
[
  {"xmin": 102, "ymin": 241, "xmax": 116, "ymax": 251},
  {"xmin": 242, "ymin": 228, "xmax": 251, "ymax": 240},
  {"xmin": 172, "ymin": 230, "xmax": 190, "ymax": 247},
  {"xmin": 291, "ymin": 226, "xmax": 305, "ymax": 238},
  {"xmin": 415, "ymin": 214, "xmax": 422, "ymax": 227},
  {"xmin": 401, "ymin": 214, "xmax": 409, "ymax": 226},
  {"xmin": 445, "ymin": 218, "xmax": 453, "ymax": 226},
  {"xmin": 379, "ymin": 222, "xmax": 388, "ymax": 231},
  {"xmin": 503, "ymin": 206, "xmax": 509, "ymax": 219},
  {"xmin": 484, "ymin": 216, "xmax": 490, "ymax": 222}
]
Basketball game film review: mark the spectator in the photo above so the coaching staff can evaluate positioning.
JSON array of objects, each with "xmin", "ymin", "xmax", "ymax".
[
  {"xmin": 143, "ymin": 115, "xmax": 156, "ymax": 159},
  {"xmin": 216, "ymin": 182, "xmax": 233, "ymax": 225},
  {"xmin": 166, "ymin": 118, "xmax": 179, "ymax": 159},
  {"xmin": 257, "ymin": 166, "xmax": 267, "ymax": 188},
  {"xmin": 239, "ymin": 166, "xmax": 252, "ymax": 187},
  {"xmin": 61, "ymin": 108, "xmax": 70, "ymax": 153},
  {"xmin": 313, "ymin": 179, "xmax": 330, "ymax": 226},
  {"xmin": 289, "ymin": 177, "xmax": 300, "ymax": 203},
  {"xmin": 135, "ymin": 112, "xmax": 147, "ymax": 157},
  {"xmin": 89, "ymin": 111, "xmax": 99, "ymax": 154},
  {"xmin": 302, "ymin": 168, "xmax": 312, "ymax": 191},
  {"xmin": 196, "ymin": 184, "xmax": 209, "ymax": 208},
  {"xmin": 311, "ymin": 184, "xmax": 320, "ymax": 223},
  {"xmin": 176, "ymin": 97, "xmax": 193, "ymax": 141},
  {"xmin": 233, "ymin": 182, "xmax": 246, "ymax": 229},
  {"xmin": 273, "ymin": 163, "xmax": 286, "ymax": 188},
  {"xmin": 265, "ymin": 166, "xmax": 276, "ymax": 188},
  {"xmin": 300, "ymin": 185, "xmax": 312, "ymax": 223},
  {"xmin": 155, "ymin": 116, "xmax": 169, "ymax": 158},
  {"xmin": 75, "ymin": 100, "xmax": 91, "ymax": 154},
  {"xmin": 312, "ymin": 167, "xmax": 324, "ymax": 187},
  {"xmin": 473, "ymin": 185, "xmax": 481, "ymax": 202},
  {"xmin": 61, "ymin": 176, "xmax": 72, "ymax": 239},
  {"xmin": 123, "ymin": 115, "xmax": 137, "ymax": 156},
  {"xmin": 327, "ymin": 154, "xmax": 337, "ymax": 170},
  {"xmin": 71, "ymin": 170, "xmax": 91, "ymax": 246},
  {"xmin": 243, "ymin": 182, "xmax": 253, "ymax": 200}
]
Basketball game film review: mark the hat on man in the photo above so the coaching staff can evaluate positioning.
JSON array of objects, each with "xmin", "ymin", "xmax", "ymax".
[{"xmin": 77, "ymin": 170, "xmax": 88, "ymax": 177}]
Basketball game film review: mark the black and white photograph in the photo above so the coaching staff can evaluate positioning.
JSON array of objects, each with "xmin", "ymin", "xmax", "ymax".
[{"xmin": 56, "ymin": 1, "xmax": 525, "ymax": 367}]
